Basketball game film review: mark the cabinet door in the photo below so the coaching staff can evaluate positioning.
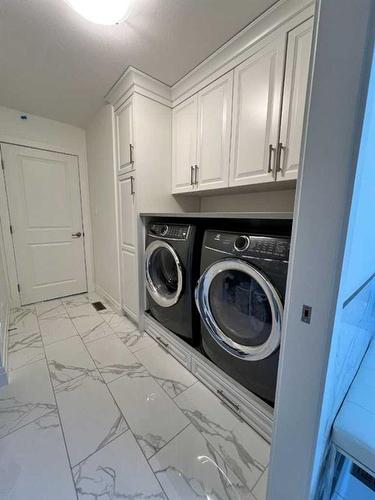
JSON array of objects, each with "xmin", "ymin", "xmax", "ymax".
[
  {"xmin": 118, "ymin": 172, "xmax": 138, "ymax": 321},
  {"xmin": 119, "ymin": 173, "xmax": 136, "ymax": 251},
  {"xmin": 277, "ymin": 18, "xmax": 313, "ymax": 181},
  {"xmin": 121, "ymin": 248, "xmax": 138, "ymax": 321},
  {"xmin": 229, "ymin": 36, "xmax": 286, "ymax": 187},
  {"xmin": 195, "ymin": 72, "xmax": 233, "ymax": 191},
  {"xmin": 172, "ymin": 95, "xmax": 198, "ymax": 194},
  {"xmin": 116, "ymin": 98, "xmax": 134, "ymax": 174}
]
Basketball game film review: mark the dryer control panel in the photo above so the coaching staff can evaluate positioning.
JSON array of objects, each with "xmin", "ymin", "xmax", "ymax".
[
  {"xmin": 148, "ymin": 223, "xmax": 190, "ymax": 240},
  {"xmin": 205, "ymin": 230, "xmax": 290, "ymax": 260}
]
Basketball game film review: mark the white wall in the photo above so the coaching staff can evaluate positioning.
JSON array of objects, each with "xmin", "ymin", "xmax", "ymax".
[
  {"xmin": 86, "ymin": 104, "xmax": 120, "ymax": 305},
  {"xmin": 312, "ymin": 46, "xmax": 375, "ymax": 498},
  {"xmin": 0, "ymin": 105, "xmax": 94, "ymax": 305},
  {"xmin": 200, "ymin": 188, "xmax": 295, "ymax": 213},
  {"xmin": 0, "ymin": 105, "xmax": 86, "ymax": 153}
]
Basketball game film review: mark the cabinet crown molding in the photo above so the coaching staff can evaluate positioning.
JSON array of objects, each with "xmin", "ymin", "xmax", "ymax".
[
  {"xmin": 105, "ymin": 66, "xmax": 172, "ymax": 110},
  {"xmin": 105, "ymin": 0, "xmax": 314, "ymax": 110}
]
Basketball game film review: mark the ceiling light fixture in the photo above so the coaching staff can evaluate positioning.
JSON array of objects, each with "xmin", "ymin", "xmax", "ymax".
[{"xmin": 64, "ymin": 0, "xmax": 132, "ymax": 25}]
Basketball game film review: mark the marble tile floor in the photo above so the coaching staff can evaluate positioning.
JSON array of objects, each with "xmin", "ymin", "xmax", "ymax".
[{"xmin": 1, "ymin": 293, "xmax": 270, "ymax": 499}]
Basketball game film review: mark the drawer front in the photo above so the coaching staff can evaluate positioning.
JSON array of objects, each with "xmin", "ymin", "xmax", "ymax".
[
  {"xmin": 145, "ymin": 317, "xmax": 191, "ymax": 370},
  {"xmin": 191, "ymin": 355, "xmax": 273, "ymax": 442}
]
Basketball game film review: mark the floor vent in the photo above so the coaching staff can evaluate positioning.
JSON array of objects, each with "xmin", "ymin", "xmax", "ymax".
[
  {"xmin": 91, "ymin": 301, "xmax": 106, "ymax": 311},
  {"xmin": 351, "ymin": 463, "xmax": 375, "ymax": 491}
]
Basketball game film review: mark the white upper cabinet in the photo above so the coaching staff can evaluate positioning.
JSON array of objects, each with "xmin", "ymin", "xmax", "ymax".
[
  {"xmin": 277, "ymin": 18, "xmax": 314, "ymax": 181},
  {"xmin": 116, "ymin": 98, "xmax": 134, "ymax": 173},
  {"xmin": 172, "ymin": 95, "xmax": 198, "ymax": 194},
  {"xmin": 229, "ymin": 35, "xmax": 286, "ymax": 187},
  {"xmin": 195, "ymin": 72, "xmax": 233, "ymax": 191}
]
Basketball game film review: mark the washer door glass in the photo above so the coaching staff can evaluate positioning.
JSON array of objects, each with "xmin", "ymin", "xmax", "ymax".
[
  {"xmin": 195, "ymin": 258, "xmax": 283, "ymax": 361},
  {"xmin": 146, "ymin": 241, "xmax": 183, "ymax": 307},
  {"xmin": 209, "ymin": 270, "xmax": 272, "ymax": 347}
]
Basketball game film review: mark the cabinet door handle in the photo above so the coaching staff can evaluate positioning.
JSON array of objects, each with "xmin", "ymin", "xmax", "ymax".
[
  {"xmin": 216, "ymin": 389, "xmax": 240, "ymax": 413},
  {"xmin": 276, "ymin": 142, "xmax": 286, "ymax": 173},
  {"xmin": 156, "ymin": 336, "xmax": 169, "ymax": 350},
  {"xmin": 129, "ymin": 144, "xmax": 134, "ymax": 164},
  {"xmin": 194, "ymin": 164, "xmax": 199, "ymax": 185},
  {"xmin": 268, "ymin": 144, "xmax": 275, "ymax": 174},
  {"xmin": 190, "ymin": 165, "xmax": 194, "ymax": 186},
  {"xmin": 130, "ymin": 176, "xmax": 135, "ymax": 195},
  {"xmin": 72, "ymin": 232, "xmax": 82, "ymax": 238}
]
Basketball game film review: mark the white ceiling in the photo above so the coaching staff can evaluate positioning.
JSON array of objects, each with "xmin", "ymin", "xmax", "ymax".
[{"xmin": 0, "ymin": 0, "xmax": 277, "ymax": 127}]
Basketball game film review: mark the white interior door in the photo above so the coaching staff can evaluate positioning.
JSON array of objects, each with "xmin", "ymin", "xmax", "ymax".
[
  {"xmin": 2, "ymin": 144, "xmax": 87, "ymax": 304},
  {"xmin": 229, "ymin": 35, "xmax": 286, "ymax": 187},
  {"xmin": 196, "ymin": 72, "xmax": 233, "ymax": 191}
]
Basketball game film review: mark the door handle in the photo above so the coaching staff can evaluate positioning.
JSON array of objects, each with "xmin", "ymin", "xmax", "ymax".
[
  {"xmin": 268, "ymin": 144, "xmax": 275, "ymax": 174},
  {"xmin": 190, "ymin": 165, "xmax": 194, "ymax": 186},
  {"xmin": 72, "ymin": 232, "xmax": 82, "ymax": 238},
  {"xmin": 129, "ymin": 144, "xmax": 134, "ymax": 164},
  {"xmin": 276, "ymin": 142, "xmax": 286, "ymax": 173},
  {"xmin": 130, "ymin": 176, "xmax": 135, "ymax": 195},
  {"xmin": 194, "ymin": 164, "xmax": 199, "ymax": 185}
]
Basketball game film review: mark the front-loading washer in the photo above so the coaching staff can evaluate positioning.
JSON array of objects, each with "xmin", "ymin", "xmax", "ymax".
[
  {"xmin": 195, "ymin": 229, "xmax": 290, "ymax": 404},
  {"xmin": 145, "ymin": 221, "xmax": 201, "ymax": 345}
]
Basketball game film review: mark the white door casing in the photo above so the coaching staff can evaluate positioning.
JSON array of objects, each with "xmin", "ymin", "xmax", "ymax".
[
  {"xmin": 277, "ymin": 17, "xmax": 314, "ymax": 181},
  {"xmin": 196, "ymin": 72, "xmax": 233, "ymax": 191},
  {"xmin": 172, "ymin": 95, "xmax": 198, "ymax": 194},
  {"xmin": 116, "ymin": 98, "xmax": 134, "ymax": 174},
  {"xmin": 2, "ymin": 144, "xmax": 87, "ymax": 304},
  {"xmin": 229, "ymin": 35, "xmax": 287, "ymax": 187}
]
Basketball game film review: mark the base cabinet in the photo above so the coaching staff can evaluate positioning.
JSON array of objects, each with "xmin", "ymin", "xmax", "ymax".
[{"xmin": 144, "ymin": 313, "xmax": 273, "ymax": 442}]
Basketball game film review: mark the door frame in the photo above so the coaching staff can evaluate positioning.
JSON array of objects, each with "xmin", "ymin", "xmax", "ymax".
[
  {"xmin": 0, "ymin": 140, "xmax": 94, "ymax": 307},
  {"xmin": 267, "ymin": 1, "xmax": 375, "ymax": 499}
]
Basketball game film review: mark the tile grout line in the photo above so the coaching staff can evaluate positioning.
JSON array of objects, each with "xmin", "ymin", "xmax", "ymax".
[
  {"xmin": 36, "ymin": 301, "xmax": 80, "ymax": 500},
  {"xmin": 0, "ymin": 406, "xmax": 57, "ymax": 443},
  {"xmin": 72, "ymin": 302, "xmax": 171, "ymax": 499}
]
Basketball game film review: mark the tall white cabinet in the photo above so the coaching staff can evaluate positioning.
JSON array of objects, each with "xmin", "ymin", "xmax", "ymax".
[{"xmin": 110, "ymin": 70, "xmax": 198, "ymax": 322}]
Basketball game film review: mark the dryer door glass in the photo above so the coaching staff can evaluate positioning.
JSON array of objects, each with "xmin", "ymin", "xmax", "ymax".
[
  {"xmin": 195, "ymin": 259, "xmax": 283, "ymax": 361},
  {"xmin": 145, "ymin": 241, "xmax": 183, "ymax": 308},
  {"xmin": 209, "ymin": 270, "xmax": 272, "ymax": 347}
]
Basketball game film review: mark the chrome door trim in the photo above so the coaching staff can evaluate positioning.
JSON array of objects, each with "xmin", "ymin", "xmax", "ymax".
[
  {"xmin": 195, "ymin": 258, "xmax": 283, "ymax": 361},
  {"xmin": 145, "ymin": 240, "xmax": 183, "ymax": 308}
]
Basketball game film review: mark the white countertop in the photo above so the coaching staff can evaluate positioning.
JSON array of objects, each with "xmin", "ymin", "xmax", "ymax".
[{"xmin": 140, "ymin": 211, "xmax": 294, "ymax": 220}]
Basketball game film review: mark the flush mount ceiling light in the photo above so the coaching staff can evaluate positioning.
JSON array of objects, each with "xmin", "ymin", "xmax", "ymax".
[{"xmin": 64, "ymin": 0, "xmax": 132, "ymax": 25}]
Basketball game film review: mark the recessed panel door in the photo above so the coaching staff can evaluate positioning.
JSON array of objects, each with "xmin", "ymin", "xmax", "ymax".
[
  {"xmin": 2, "ymin": 144, "xmax": 87, "ymax": 304},
  {"xmin": 196, "ymin": 72, "xmax": 233, "ymax": 191},
  {"xmin": 277, "ymin": 18, "xmax": 314, "ymax": 181},
  {"xmin": 172, "ymin": 95, "xmax": 198, "ymax": 193},
  {"xmin": 229, "ymin": 35, "xmax": 286, "ymax": 186}
]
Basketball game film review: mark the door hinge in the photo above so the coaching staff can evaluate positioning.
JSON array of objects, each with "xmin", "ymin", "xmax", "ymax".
[
  {"xmin": 9, "ymin": 224, "xmax": 13, "ymax": 234},
  {"xmin": 17, "ymin": 284, "xmax": 20, "ymax": 293}
]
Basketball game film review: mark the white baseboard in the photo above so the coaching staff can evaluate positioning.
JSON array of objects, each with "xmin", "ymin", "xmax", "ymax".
[
  {"xmin": 0, "ymin": 303, "xmax": 10, "ymax": 387},
  {"xmin": 94, "ymin": 284, "xmax": 122, "ymax": 313}
]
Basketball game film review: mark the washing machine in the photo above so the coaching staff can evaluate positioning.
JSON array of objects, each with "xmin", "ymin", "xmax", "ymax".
[
  {"xmin": 145, "ymin": 221, "xmax": 201, "ymax": 345},
  {"xmin": 195, "ymin": 229, "xmax": 290, "ymax": 404}
]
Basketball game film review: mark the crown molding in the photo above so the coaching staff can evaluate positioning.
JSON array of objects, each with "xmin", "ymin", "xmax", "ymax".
[{"xmin": 105, "ymin": 66, "xmax": 172, "ymax": 109}]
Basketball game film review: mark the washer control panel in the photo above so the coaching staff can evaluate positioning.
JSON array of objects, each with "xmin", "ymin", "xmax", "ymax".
[
  {"xmin": 205, "ymin": 230, "xmax": 290, "ymax": 260},
  {"xmin": 149, "ymin": 223, "xmax": 190, "ymax": 240}
]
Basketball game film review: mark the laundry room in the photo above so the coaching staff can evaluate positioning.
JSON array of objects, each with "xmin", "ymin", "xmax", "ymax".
[{"xmin": 0, "ymin": 1, "xmax": 374, "ymax": 500}]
